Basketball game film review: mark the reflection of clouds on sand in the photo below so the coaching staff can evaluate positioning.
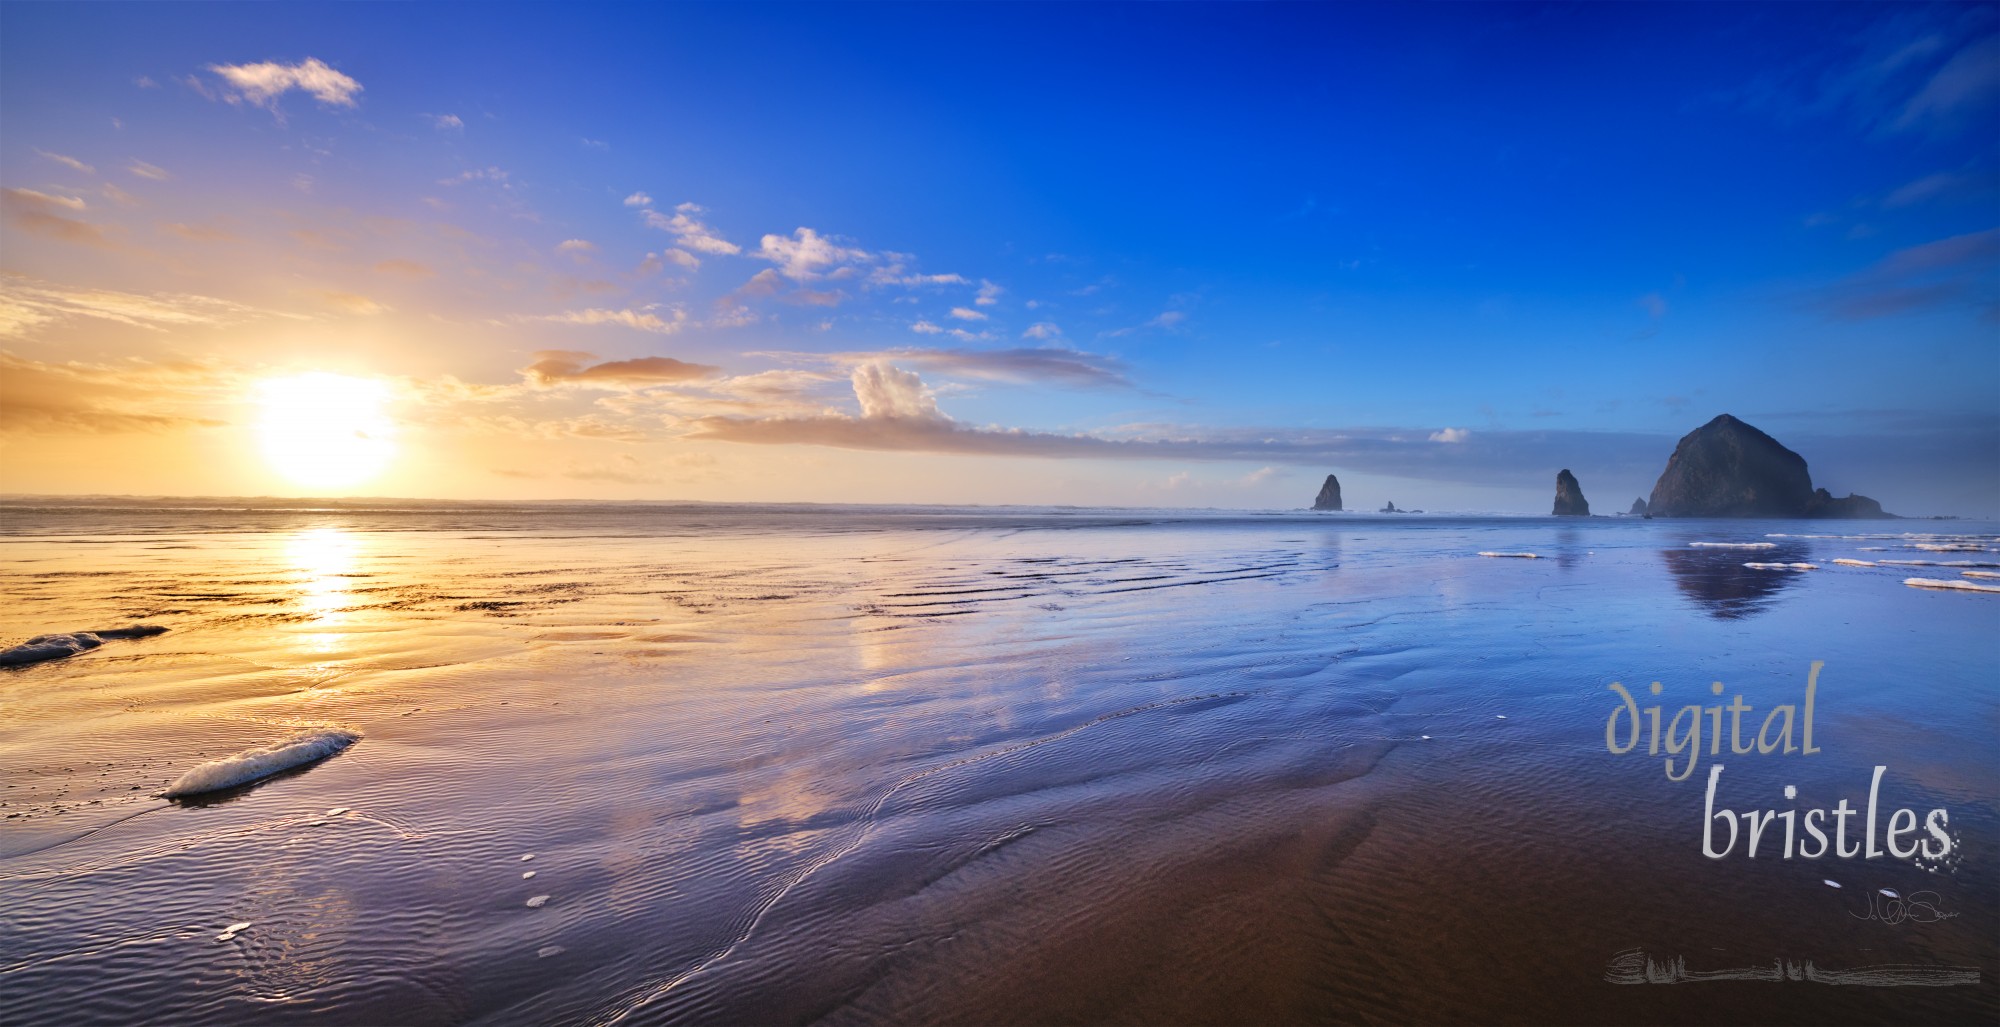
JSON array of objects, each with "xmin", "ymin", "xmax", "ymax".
[{"xmin": 1660, "ymin": 541, "xmax": 1813, "ymax": 619}]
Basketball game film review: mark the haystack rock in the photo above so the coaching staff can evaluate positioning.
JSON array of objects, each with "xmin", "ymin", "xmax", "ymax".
[
  {"xmin": 1629, "ymin": 497, "xmax": 1648, "ymax": 515},
  {"xmin": 1312, "ymin": 474, "xmax": 1343, "ymax": 511},
  {"xmin": 1552, "ymin": 469, "xmax": 1590, "ymax": 516},
  {"xmin": 1646, "ymin": 413, "xmax": 1894, "ymax": 518}
]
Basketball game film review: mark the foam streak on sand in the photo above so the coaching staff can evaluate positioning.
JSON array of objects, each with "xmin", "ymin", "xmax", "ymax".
[
  {"xmin": 1743, "ymin": 562, "xmax": 1817, "ymax": 571},
  {"xmin": 1832, "ymin": 559, "xmax": 1875, "ymax": 567},
  {"xmin": 1688, "ymin": 542, "xmax": 1776, "ymax": 550},
  {"xmin": 1904, "ymin": 578, "xmax": 2000, "ymax": 595},
  {"xmin": 161, "ymin": 728, "xmax": 361, "ymax": 799},
  {"xmin": 1476, "ymin": 551, "xmax": 1540, "ymax": 559},
  {"xmin": 0, "ymin": 625, "xmax": 167, "ymax": 667},
  {"xmin": 1964, "ymin": 570, "xmax": 2000, "ymax": 580}
]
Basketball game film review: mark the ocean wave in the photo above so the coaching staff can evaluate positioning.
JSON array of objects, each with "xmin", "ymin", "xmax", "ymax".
[
  {"xmin": 1831, "ymin": 559, "xmax": 1874, "ymax": 567},
  {"xmin": 1688, "ymin": 542, "xmax": 1776, "ymax": 550},
  {"xmin": 1877, "ymin": 559, "xmax": 2000, "ymax": 568},
  {"xmin": 162, "ymin": 727, "xmax": 361, "ymax": 799},
  {"xmin": 1742, "ymin": 562, "xmax": 1817, "ymax": 571},
  {"xmin": 1963, "ymin": 570, "xmax": 2000, "ymax": 580},
  {"xmin": 0, "ymin": 625, "xmax": 167, "ymax": 667},
  {"xmin": 1476, "ymin": 552, "xmax": 1540, "ymax": 559},
  {"xmin": 1903, "ymin": 577, "xmax": 2000, "ymax": 595}
]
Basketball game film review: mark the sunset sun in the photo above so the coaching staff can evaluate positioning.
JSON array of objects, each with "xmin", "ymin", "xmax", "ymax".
[{"xmin": 255, "ymin": 372, "xmax": 397, "ymax": 489}]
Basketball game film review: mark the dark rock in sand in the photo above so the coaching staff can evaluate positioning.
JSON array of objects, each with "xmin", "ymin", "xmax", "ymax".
[
  {"xmin": 1646, "ymin": 414, "xmax": 1815, "ymax": 517},
  {"xmin": 0, "ymin": 625, "xmax": 167, "ymax": 668},
  {"xmin": 1629, "ymin": 497, "xmax": 1648, "ymax": 516},
  {"xmin": 1312, "ymin": 474, "xmax": 1343, "ymax": 511},
  {"xmin": 1552, "ymin": 469, "xmax": 1590, "ymax": 516},
  {"xmin": 1806, "ymin": 488, "xmax": 1891, "ymax": 519}
]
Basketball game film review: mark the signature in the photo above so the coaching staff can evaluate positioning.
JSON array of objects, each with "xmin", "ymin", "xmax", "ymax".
[{"xmin": 1850, "ymin": 889, "xmax": 1957, "ymax": 926}]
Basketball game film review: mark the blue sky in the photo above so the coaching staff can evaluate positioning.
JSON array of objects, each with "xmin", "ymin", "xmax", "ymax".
[{"xmin": 1, "ymin": 2, "xmax": 1995, "ymax": 512}]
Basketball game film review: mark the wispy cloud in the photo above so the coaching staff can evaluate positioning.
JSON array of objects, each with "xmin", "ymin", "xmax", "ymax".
[
  {"xmin": 439, "ymin": 166, "xmax": 508, "ymax": 187},
  {"xmin": 519, "ymin": 349, "xmax": 718, "ymax": 387},
  {"xmin": 532, "ymin": 306, "xmax": 688, "ymax": 334},
  {"xmin": 127, "ymin": 160, "xmax": 171, "ymax": 181},
  {"xmin": 0, "ymin": 352, "xmax": 229, "ymax": 435},
  {"xmin": 756, "ymin": 226, "xmax": 867, "ymax": 281},
  {"xmin": 2, "ymin": 188, "xmax": 110, "ymax": 247},
  {"xmin": 205, "ymin": 57, "xmax": 363, "ymax": 111},
  {"xmin": 35, "ymin": 150, "xmax": 94, "ymax": 175},
  {"xmin": 425, "ymin": 112, "xmax": 464, "ymax": 131},
  {"xmin": 373, "ymin": 258, "xmax": 436, "ymax": 279},
  {"xmin": 1819, "ymin": 227, "xmax": 2000, "ymax": 319},
  {"xmin": 0, "ymin": 273, "xmax": 284, "ymax": 337},
  {"xmin": 643, "ymin": 202, "xmax": 740, "ymax": 255},
  {"xmin": 949, "ymin": 306, "xmax": 986, "ymax": 321},
  {"xmin": 623, "ymin": 191, "xmax": 653, "ymax": 208},
  {"xmin": 975, "ymin": 279, "xmax": 1003, "ymax": 306}
]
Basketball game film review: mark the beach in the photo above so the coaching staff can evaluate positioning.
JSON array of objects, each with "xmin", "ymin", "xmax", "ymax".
[{"xmin": 1, "ymin": 502, "xmax": 1995, "ymax": 1025}]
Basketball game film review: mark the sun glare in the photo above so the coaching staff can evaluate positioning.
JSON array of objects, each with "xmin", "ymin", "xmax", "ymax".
[{"xmin": 256, "ymin": 373, "xmax": 398, "ymax": 489}]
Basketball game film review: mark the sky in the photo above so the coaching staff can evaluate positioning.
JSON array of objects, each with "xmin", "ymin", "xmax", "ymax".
[{"xmin": 1, "ymin": 1, "xmax": 1996, "ymax": 514}]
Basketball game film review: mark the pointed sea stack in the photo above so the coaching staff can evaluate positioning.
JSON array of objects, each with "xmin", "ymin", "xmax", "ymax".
[
  {"xmin": 1380, "ymin": 500, "xmax": 1399, "ymax": 513},
  {"xmin": 1629, "ymin": 497, "xmax": 1648, "ymax": 515},
  {"xmin": 1312, "ymin": 474, "xmax": 1343, "ymax": 511},
  {"xmin": 1646, "ymin": 414, "xmax": 1814, "ymax": 518},
  {"xmin": 1552, "ymin": 469, "xmax": 1590, "ymax": 516}
]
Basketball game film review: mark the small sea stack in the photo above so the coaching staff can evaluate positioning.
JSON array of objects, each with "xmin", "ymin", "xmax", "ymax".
[
  {"xmin": 1629, "ymin": 497, "xmax": 1648, "ymax": 516},
  {"xmin": 1553, "ymin": 469, "xmax": 1590, "ymax": 516},
  {"xmin": 1312, "ymin": 474, "xmax": 1343, "ymax": 511}
]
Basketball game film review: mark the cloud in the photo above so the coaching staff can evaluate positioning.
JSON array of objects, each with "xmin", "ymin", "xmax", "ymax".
[
  {"xmin": 911, "ymin": 320, "xmax": 944, "ymax": 335},
  {"xmin": 975, "ymin": 279, "xmax": 1003, "ymax": 306},
  {"xmin": 860, "ymin": 346, "xmax": 1129, "ymax": 389},
  {"xmin": 643, "ymin": 202, "xmax": 740, "ymax": 256},
  {"xmin": 519, "ymin": 349, "xmax": 719, "ymax": 387},
  {"xmin": 1821, "ymin": 227, "xmax": 2000, "ymax": 319},
  {"xmin": 36, "ymin": 150, "xmax": 95, "ymax": 175},
  {"xmin": 439, "ymin": 166, "xmax": 508, "ymax": 187},
  {"xmin": 623, "ymin": 191, "xmax": 653, "ymax": 208},
  {"xmin": 373, "ymin": 258, "xmax": 436, "ymax": 279},
  {"xmin": 2, "ymin": 188, "xmax": 109, "ymax": 246},
  {"xmin": 661, "ymin": 248, "xmax": 699, "ymax": 270},
  {"xmin": 205, "ymin": 57, "xmax": 363, "ymax": 110},
  {"xmin": 534, "ymin": 306, "xmax": 688, "ymax": 334},
  {"xmin": 1429, "ymin": 427, "xmax": 1471, "ymax": 443},
  {"xmin": 0, "ymin": 352, "xmax": 229, "ymax": 436},
  {"xmin": 0, "ymin": 274, "xmax": 284, "ymax": 337},
  {"xmin": 728, "ymin": 268, "xmax": 785, "ymax": 302},
  {"xmin": 1104, "ymin": 309, "xmax": 1186, "ymax": 337},
  {"xmin": 949, "ymin": 306, "xmax": 987, "ymax": 321},
  {"xmin": 1022, "ymin": 322, "xmax": 1060, "ymax": 340},
  {"xmin": 126, "ymin": 160, "xmax": 171, "ymax": 181},
  {"xmin": 308, "ymin": 290, "xmax": 389, "ymax": 315},
  {"xmin": 1882, "ymin": 168, "xmax": 1988, "ymax": 207},
  {"xmin": 1892, "ymin": 34, "xmax": 2000, "ymax": 134},
  {"xmin": 1637, "ymin": 292, "xmax": 1668, "ymax": 318},
  {"xmin": 556, "ymin": 238, "xmax": 597, "ymax": 262},
  {"xmin": 756, "ymin": 226, "xmax": 867, "ymax": 280},
  {"xmin": 159, "ymin": 221, "xmax": 239, "ymax": 243},
  {"xmin": 580, "ymin": 138, "xmax": 609, "ymax": 150},
  {"xmin": 100, "ymin": 183, "xmax": 139, "ymax": 207},
  {"xmin": 851, "ymin": 362, "xmax": 946, "ymax": 421},
  {"xmin": 425, "ymin": 113, "xmax": 464, "ymax": 131}
]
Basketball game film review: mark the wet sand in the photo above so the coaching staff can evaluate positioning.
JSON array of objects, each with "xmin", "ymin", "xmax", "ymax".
[{"xmin": 0, "ymin": 504, "xmax": 1994, "ymax": 1024}]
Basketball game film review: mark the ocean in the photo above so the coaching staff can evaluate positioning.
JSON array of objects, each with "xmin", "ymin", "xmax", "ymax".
[{"xmin": 1, "ymin": 501, "xmax": 1994, "ymax": 1025}]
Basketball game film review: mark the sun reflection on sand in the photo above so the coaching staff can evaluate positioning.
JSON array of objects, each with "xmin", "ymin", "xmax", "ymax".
[{"xmin": 287, "ymin": 526, "xmax": 362, "ymax": 652}]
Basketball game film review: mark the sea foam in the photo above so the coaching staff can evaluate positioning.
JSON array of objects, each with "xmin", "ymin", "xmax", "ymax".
[
  {"xmin": 1476, "ymin": 551, "xmax": 1540, "ymax": 559},
  {"xmin": 1904, "ymin": 577, "xmax": 2000, "ymax": 595},
  {"xmin": 162, "ymin": 727, "xmax": 361, "ymax": 799},
  {"xmin": 0, "ymin": 625, "xmax": 167, "ymax": 667},
  {"xmin": 1831, "ymin": 559, "xmax": 1875, "ymax": 567},
  {"xmin": 1688, "ymin": 542, "xmax": 1776, "ymax": 550},
  {"xmin": 1742, "ymin": 562, "xmax": 1817, "ymax": 571}
]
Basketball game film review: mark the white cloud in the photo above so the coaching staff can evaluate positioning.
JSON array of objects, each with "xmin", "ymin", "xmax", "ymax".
[
  {"xmin": 1022, "ymin": 322, "xmax": 1060, "ymax": 340},
  {"xmin": 426, "ymin": 113, "xmax": 464, "ymax": 131},
  {"xmin": 536, "ymin": 306, "xmax": 688, "ymax": 334},
  {"xmin": 975, "ymin": 279, "xmax": 1003, "ymax": 306},
  {"xmin": 756, "ymin": 226, "xmax": 867, "ymax": 280},
  {"xmin": 1429, "ymin": 427, "xmax": 1470, "ymax": 443},
  {"xmin": 9, "ymin": 188, "xmax": 86, "ymax": 211},
  {"xmin": 439, "ymin": 166, "xmax": 508, "ymax": 187},
  {"xmin": 644, "ymin": 202, "xmax": 740, "ymax": 255},
  {"xmin": 556, "ymin": 239, "xmax": 597, "ymax": 253},
  {"xmin": 852, "ymin": 362, "xmax": 945, "ymax": 421},
  {"xmin": 206, "ymin": 57, "xmax": 363, "ymax": 109},
  {"xmin": 0, "ymin": 273, "xmax": 287, "ymax": 337},
  {"xmin": 911, "ymin": 320, "xmax": 944, "ymax": 335},
  {"xmin": 949, "ymin": 306, "xmax": 987, "ymax": 321},
  {"xmin": 662, "ymin": 248, "xmax": 699, "ymax": 270},
  {"xmin": 623, "ymin": 191, "xmax": 654, "ymax": 208},
  {"xmin": 35, "ymin": 150, "xmax": 95, "ymax": 175},
  {"xmin": 127, "ymin": 160, "xmax": 171, "ymax": 181}
]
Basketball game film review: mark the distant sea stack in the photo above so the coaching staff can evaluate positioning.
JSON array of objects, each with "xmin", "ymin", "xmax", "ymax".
[
  {"xmin": 1646, "ymin": 413, "xmax": 1894, "ymax": 518},
  {"xmin": 1312, "ymin": 474, "xmax": 1343, "ymax": 511},
  {"xmin": 1552, "ymin": 469, "xmax": 1590, "ymax": 516},
  {"xmin": 1629, "ymin": 497, "xmax": 1649, "ymax": 516},
  {"xmin": 1380, "ymin": 500, "xmax": 1399, "ymax": 513}
]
